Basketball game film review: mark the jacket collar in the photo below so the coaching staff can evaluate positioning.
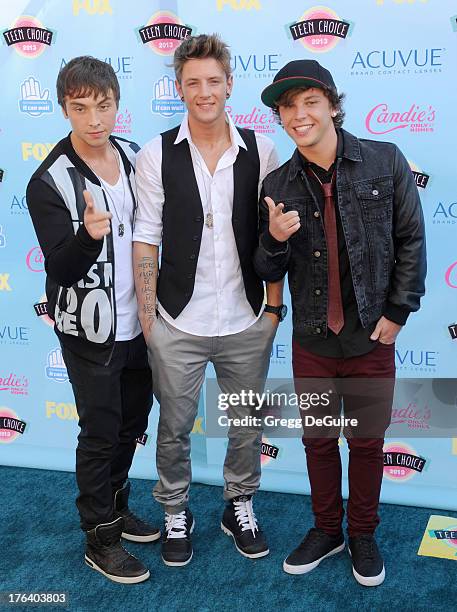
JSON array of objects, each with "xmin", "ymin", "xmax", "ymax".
[
  {"xmin": 287, "ymin": 128, "xmax": 362, "ymax": 182},
  {"xmin": 62, "ymin": 132, "xmax": 132, "ymax": 185}
]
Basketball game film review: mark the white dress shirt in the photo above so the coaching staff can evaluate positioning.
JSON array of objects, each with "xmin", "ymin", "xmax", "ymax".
[{"xmin": 133, "ymin": 113, "xmax": 279, "ymax": 337}]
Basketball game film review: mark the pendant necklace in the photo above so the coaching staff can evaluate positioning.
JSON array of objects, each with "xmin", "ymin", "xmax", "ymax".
[
  {"xmin": 191, "ymin": 143, "xmax": 214, "ymax": 229},
  {"xmin": 79, "ymin": 141, "xmax": 126, "ymax": 237}
]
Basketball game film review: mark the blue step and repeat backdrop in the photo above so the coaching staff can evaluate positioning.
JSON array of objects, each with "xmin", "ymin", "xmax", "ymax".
[{"xmin": 1, "ymin": 0, "xmax": 457, "ymax": 511}]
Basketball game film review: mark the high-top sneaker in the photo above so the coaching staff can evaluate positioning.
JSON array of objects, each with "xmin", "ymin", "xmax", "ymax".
[
  {"xmin": 85, "ymin": 517, "xmax": 150, "ymax": 584},
  {"xmin": 113, "ymin": 481, "xmax": 160, "ymax": 543},
  {"xmin": 161, "ymin": 508, "xmax": 194, "ymax": 567},
  {"xmin": 221, "ymin": 495, "xmax": 269, "ymax": 559}
]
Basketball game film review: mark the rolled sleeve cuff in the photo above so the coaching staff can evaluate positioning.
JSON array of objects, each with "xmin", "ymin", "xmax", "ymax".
[
  {"xmin": 383, "ymin": 302, "xmax": 410, "ymax": 326},
  {"xmin": 261, "ymin": 231, "xmax": 289, "ymax": 256},
  {"xmin": 132, "ymin": 222, "xmax": 162, "ymax": 246}
]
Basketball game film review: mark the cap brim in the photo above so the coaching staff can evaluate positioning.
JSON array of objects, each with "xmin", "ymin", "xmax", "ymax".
[{"xmin": 261, "ymin": 76, "xmax": 328, "ymax": 108}]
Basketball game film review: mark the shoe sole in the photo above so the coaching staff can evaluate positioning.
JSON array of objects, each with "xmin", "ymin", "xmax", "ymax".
[
  {"xmin": 220, "ymin": 522, "xmax": 270, "ymax": 559},
  {"xmin": 161, "ymin": 520, "xmax": 195, "ymax": 567},
  {"xmin": 348, "ymin": 549, "xmax": 385, "ymax": 587},
  {"xmin": 122, "ymin": 530, "xmax": 161, "ymax": 543},
  {"xmin": 84, "ymin": 555, "xmax": 150, "ymax": 584},
  {"xmin": 283, "ymin": 542, "xmax": 345, "ymax": 575}
]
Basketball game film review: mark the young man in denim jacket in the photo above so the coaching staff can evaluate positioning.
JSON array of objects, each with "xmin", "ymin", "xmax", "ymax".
[{"xmin": 254, "ymin": 59, "xmax": 426, "ymax": 587}]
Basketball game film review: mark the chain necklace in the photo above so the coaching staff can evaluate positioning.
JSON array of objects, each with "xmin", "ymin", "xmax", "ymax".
[
  {"xmin": 78, "ymin": 140, "xmax": 126, "ymax": 237},
  {"xmin": 190, "ymin": 143, "xmax": 214, "ymax": 229}
]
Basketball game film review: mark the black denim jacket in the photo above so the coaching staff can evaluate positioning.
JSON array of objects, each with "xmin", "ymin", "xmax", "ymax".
[{"xmin": 253, "ymin": 129, "xmax": 427, "ymax": 337}]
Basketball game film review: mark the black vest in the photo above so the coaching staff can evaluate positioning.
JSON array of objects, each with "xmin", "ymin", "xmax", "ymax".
[{"xmin": 158, "ymin": 125, "xmax": 264, "ymax": 319}]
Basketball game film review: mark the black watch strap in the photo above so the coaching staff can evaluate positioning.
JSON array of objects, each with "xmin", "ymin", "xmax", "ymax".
[{"xmin": 264, "ymin": 304, "xmax": 287, "ymax": 322}]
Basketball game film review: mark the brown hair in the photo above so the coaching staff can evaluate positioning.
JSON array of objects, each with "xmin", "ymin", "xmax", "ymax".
[
  {"xmin": 273, "ymin": 86, "xmax": 345, "ymax": 128},
  {"xmin": 57, "ymin": 56, "xmax": 120, "ymax": 108},
  {"xmin": 173, "ymin": 33, "xmax": 231, "ymax": 83}
]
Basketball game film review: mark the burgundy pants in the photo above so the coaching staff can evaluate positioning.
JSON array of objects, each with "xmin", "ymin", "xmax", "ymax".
[{"xmin": 292, "ymin": 340, "xmax": 395, "ymax": 537}]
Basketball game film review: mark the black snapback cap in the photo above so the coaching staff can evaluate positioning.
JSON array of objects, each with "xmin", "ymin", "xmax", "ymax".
[{"xmin": 261, "ymin": 59, "xmax": 336, "ymax": 108}]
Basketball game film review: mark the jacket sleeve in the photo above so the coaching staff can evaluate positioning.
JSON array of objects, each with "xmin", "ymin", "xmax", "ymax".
[
  {"xmin": 253, "ymin": 185, "xmax": 291, "ymax": 282},
  {"xmin": 27, "ymin": 178, "xmax": 103, "ymax": 288},
  {"xmin": 384, "ymin": 145, "xmax": 427, "ymax": 325}
]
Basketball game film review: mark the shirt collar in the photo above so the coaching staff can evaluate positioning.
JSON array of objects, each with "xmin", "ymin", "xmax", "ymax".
[
  {"xmin": 174, "ymin": 112, "xmax": 247, "ymax": 151},
  {"xmin": 288, "ymin": 129, "xmax": 344, "ymax": 182}
]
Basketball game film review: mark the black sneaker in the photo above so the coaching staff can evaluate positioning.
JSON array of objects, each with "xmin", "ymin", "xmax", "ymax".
[
  {"xmin": 348, "ymin": 535, "xmax": 385, "ymax": 587},
  {"xmin": 283, "ymin": 528, "xmax": 345, "ymax": 575},
  {"xmin": 221, "ymin": 495, "xmax": 269, "ymax": 559},
  {"xmin": 114, "ymin": 482, "xmax": 160, "ymax": 543},
  {"xmin": 85, "ymin": 517, "xmax": 150, "ymax": 584},
  {"xmin": 161, "ymin": 508, "xmax": 194, "ymax": 567}
]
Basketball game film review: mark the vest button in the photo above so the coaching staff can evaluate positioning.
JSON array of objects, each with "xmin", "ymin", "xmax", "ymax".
[
  {"xmin": 372, "ymin": 189, "xmax": 379, "ymax": 196},
  {"xmin": 190, "ymin": 254, "xmax": 196, "ymax": 260},
  {"xmin": 195, "ymin": 216, "xmax": 202, "ymax": 222},
  {"xmin": 315, "ymin": 327, "xmax": 322, "ymax": 334},
  {"xmin": 314, "ymin": 288, "xmax": 321, "ymax": 296},
  {"xmin": 187, "ymin": 273, "xmax": 193, "ymax": 279},
  {"xmin": 192, "ymin": 235, "xmax": 199, "ymax": 241},
  {"xmin": 314, "ymin": 250, "xmax": 321, "ymax": 258},
  {"xmin": 314, "ymin": 211, "xmax": 320, "ymax": 218}
]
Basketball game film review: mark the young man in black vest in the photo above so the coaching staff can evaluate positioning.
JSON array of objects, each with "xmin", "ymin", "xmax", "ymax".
[
  {"xmin": 254, "ymin": 60, "xmax": 426, "ymax": 586},
  {"xmin": 133, "ymin": 34, "xmax": 283, "ymax": 566},
  {"xmin": 27, "ymin": 57, "xmax": 159, "ymax": 584}
]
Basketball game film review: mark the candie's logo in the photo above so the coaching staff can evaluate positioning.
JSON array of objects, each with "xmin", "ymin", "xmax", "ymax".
[
  {"xmin": 26, "ymin": 246, "xmax": 44, "ymax": 272},
  {"xmin": 391, "ymin": 402, "xmax": 431, "ymax": 430},
  {"xmin": 0, "ymin": 374, "xmax": 29, "ymax": 396},
  {"xmin": 3, "ymin": 16, "xmax": 55, "ymax": 59},
  {"xmin": 0, "ymin": 407, "xmax": 26, "ymax": 443},
  {"xmin": 288, "ymin": 6, "xmax": 352, "ymax": 53},
  {"xmin": 113, "ymin": 109, "xmax": 132, "ymax": 135},
  {"xmin": 365, "ymin": 103, "xmax": 435, "ymax": 135},
  {"xmin": 445, "ymin": 261, "xmax": 457, "ymax": 289},
  {"xmin": 226, "ymin": 105, "xmax": 275, "ymax": 135},
  {"xmin": 383, "ymin": 442, "xmax": 427, "ymax": 482},
  {"xmin": 408, "ymin": 161, "xmax": 430, "ymax": 189},
  {"xmin": 136, "ymin": 11, "xmax": 192, "ymax": 56}
]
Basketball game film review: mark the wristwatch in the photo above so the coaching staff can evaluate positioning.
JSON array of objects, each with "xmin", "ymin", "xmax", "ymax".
[{"xmin": 264, "ymin": 304, "xmax": 288, "ymax": 322}]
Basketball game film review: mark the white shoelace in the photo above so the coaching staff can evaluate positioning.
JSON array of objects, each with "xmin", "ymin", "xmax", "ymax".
[
  {"xmin": 234, "ymin": 498, "xmax": 258, "ymax": 538},
  {"xmin": 165, "ymin": 511, "xmax": 187, "ymax": 539}
]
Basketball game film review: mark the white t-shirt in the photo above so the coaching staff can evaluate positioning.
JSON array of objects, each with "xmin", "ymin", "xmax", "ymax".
[{"xmin": 100, "ymin": 167, "xmax": 141, "ymax": 341}]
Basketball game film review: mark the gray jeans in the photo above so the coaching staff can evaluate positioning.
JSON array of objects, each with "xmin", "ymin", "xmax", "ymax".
[{"xmin": 147, "ymin": 313, "xmax": 276, "ymax": 514}]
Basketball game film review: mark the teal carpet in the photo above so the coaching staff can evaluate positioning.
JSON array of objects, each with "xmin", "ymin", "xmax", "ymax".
[{"xmin": 0, "ymin": 465, "xmax": 456, "ymax": 612}]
